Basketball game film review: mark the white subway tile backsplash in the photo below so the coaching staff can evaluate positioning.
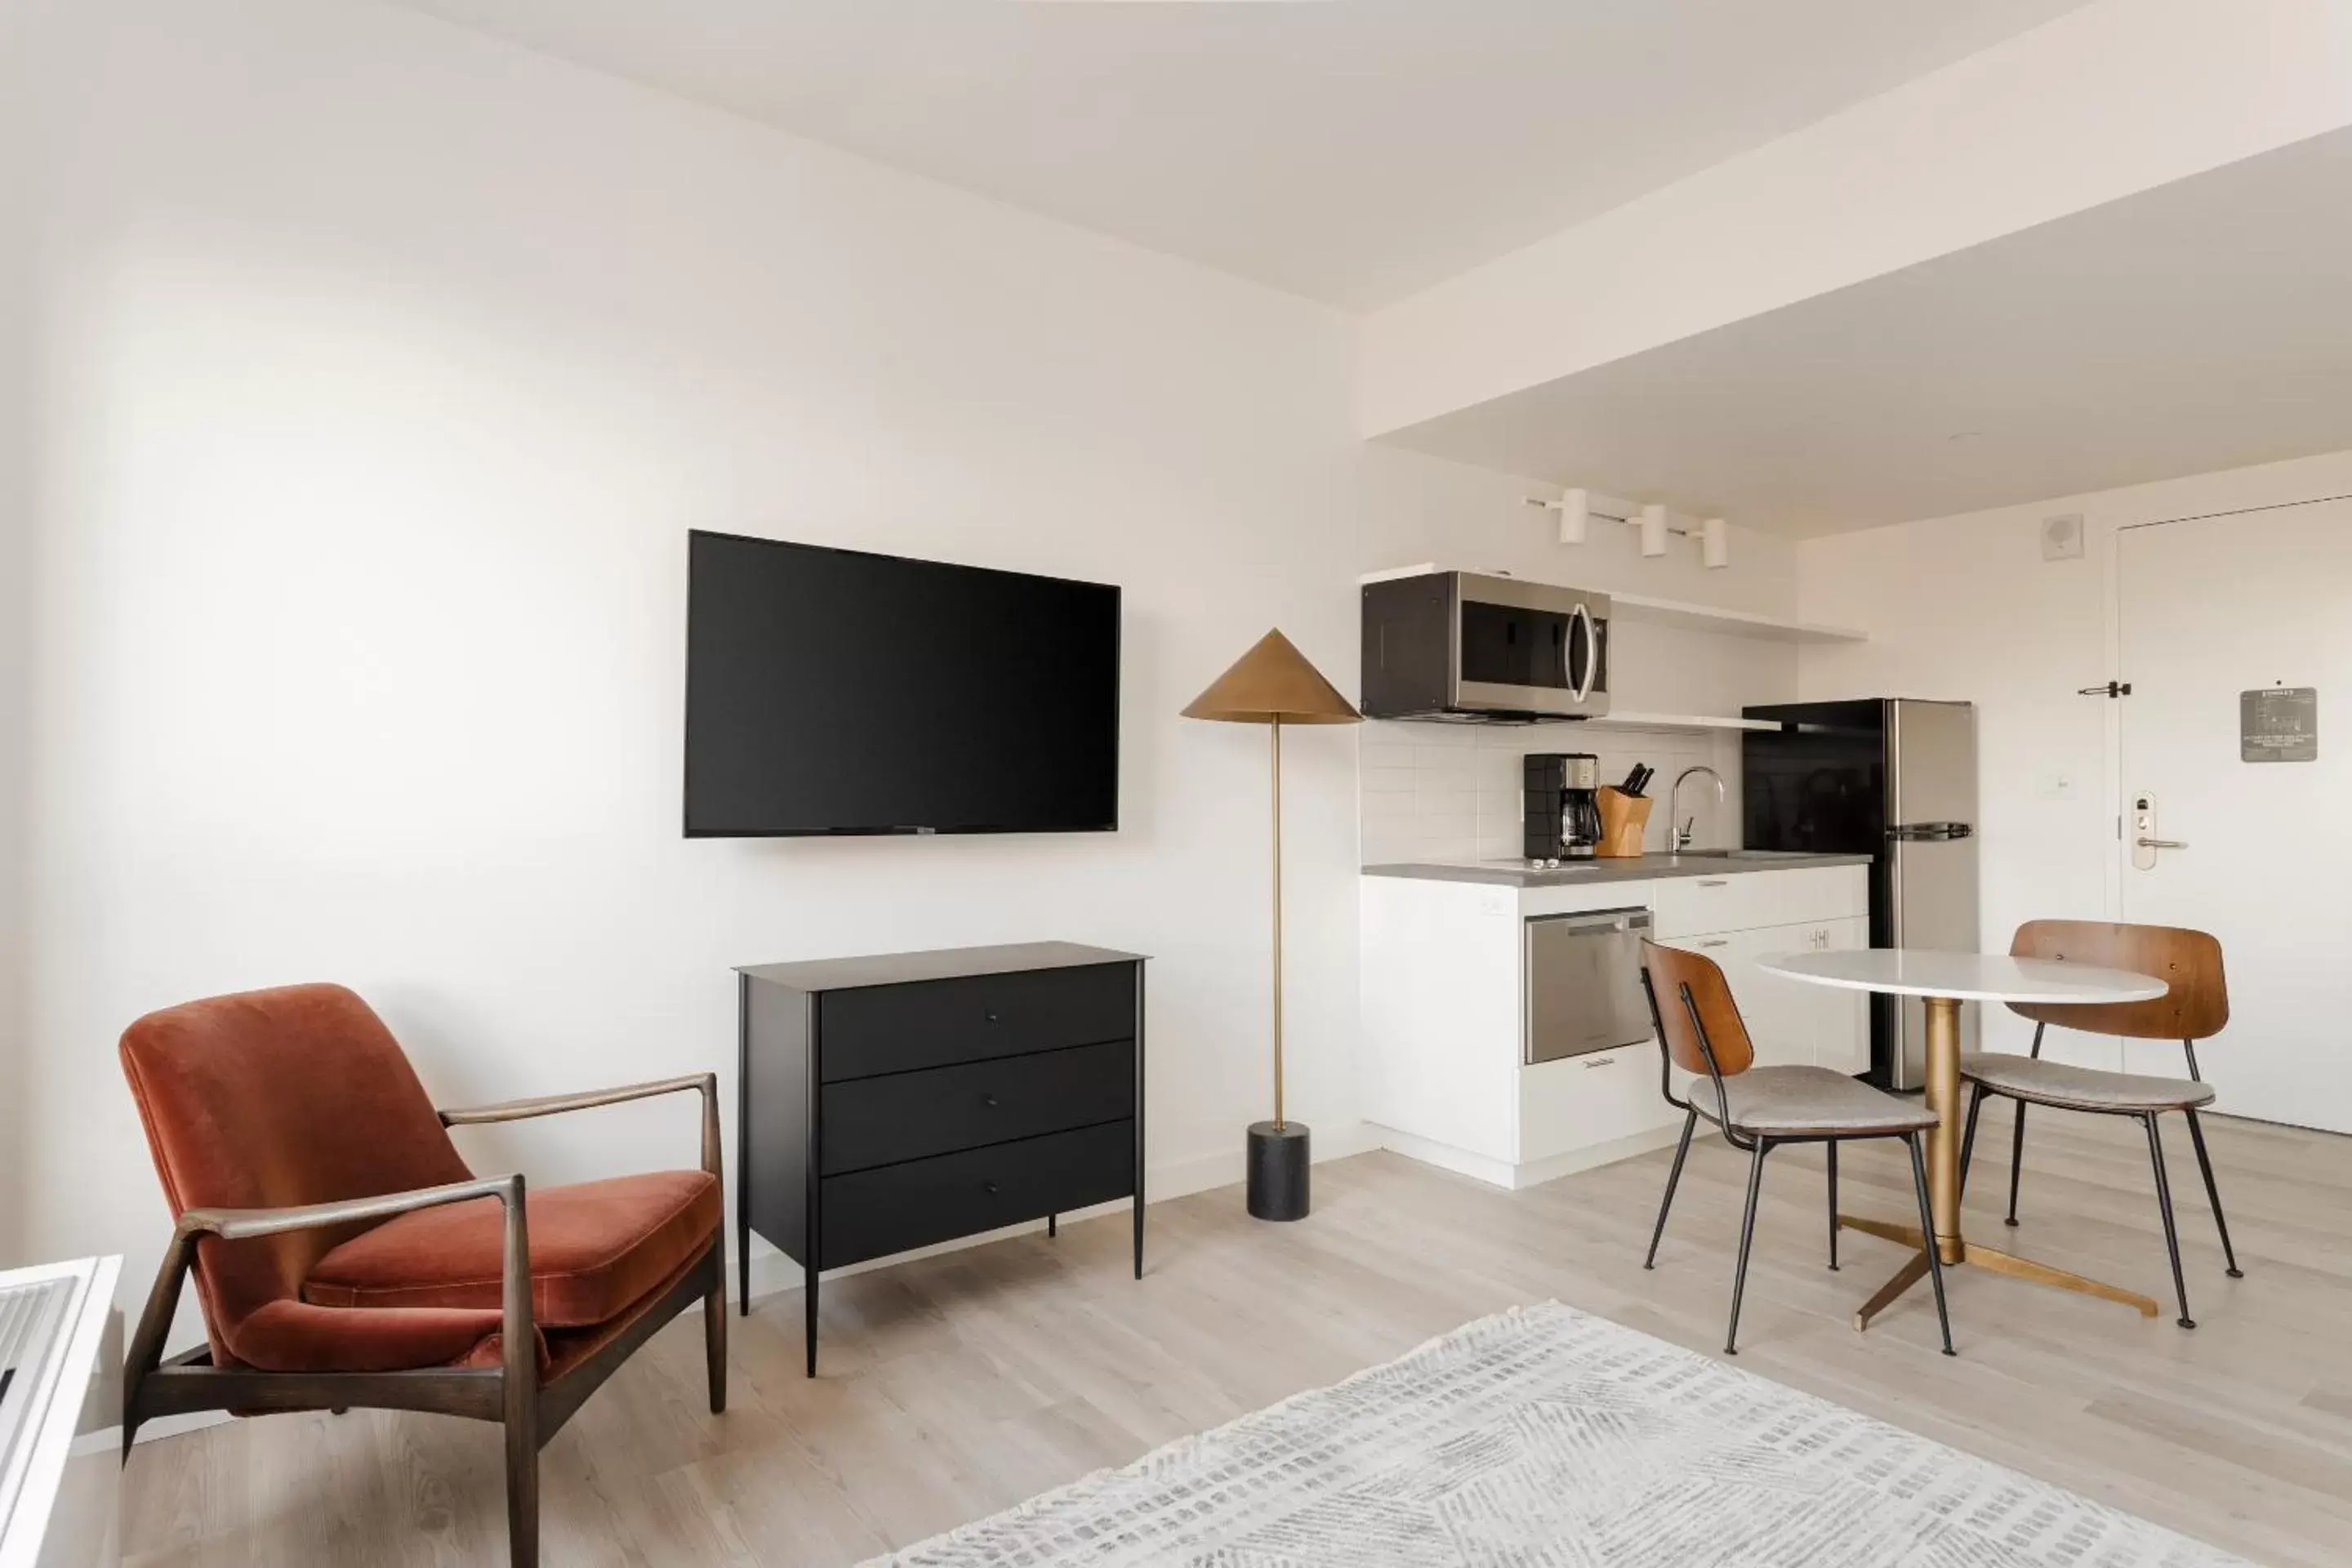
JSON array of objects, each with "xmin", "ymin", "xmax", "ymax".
[{"xmin": 1358, "ymin": 721, "xmax": 1743, "ymax": 866}]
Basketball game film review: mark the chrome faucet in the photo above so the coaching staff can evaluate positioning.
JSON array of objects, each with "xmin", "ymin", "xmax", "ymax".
[{"xmin": 1668, "ymin": 766, "xmax": 1725, "ymax": 857}]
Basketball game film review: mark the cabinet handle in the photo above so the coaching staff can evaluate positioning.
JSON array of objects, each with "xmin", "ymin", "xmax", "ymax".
[
  {"xmin": 1698, "ymin": 879, "xmax": 1729, "ymax": 887},
  {"xmin": 982, "ymin": 1094, "xmax": 1000, "ymax": 1108},
  {"xmin": 1699, "ymin": 939, "xmax": 1729, "ymax": 949},
  {"xmin": 982, "ymin": 1180, "xmax": 1000, "ymax": 1196},
  {"xmin": 985, "ymin": 1010, "xmax": 1001, "ymax": 1024},
  {"xmin": 1582, "ymin": 1056, "xmax": 1618, "ymax": 1069}
]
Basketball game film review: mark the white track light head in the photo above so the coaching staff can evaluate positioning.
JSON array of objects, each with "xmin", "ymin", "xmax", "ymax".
[{"xmin": 1558, "ymin": 488, "xmax": 1589, "ymax": 545}]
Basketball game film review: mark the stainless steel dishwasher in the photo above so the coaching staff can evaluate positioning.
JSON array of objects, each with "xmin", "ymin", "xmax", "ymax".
[{"xmin": 1524, "ymin": 907, "xmax": 1656, "ymax": 1064}]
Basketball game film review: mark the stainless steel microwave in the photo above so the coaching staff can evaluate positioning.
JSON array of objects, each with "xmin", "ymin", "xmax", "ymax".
[{"xmin": 1360, "ymin": 570, "xmax": 1610, "ymax": 721}]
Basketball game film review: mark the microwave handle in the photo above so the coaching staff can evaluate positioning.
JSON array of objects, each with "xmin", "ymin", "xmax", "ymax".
[{"xmin": 1570, "ymin": 602, "xmax": 1597, "ymax": 703}]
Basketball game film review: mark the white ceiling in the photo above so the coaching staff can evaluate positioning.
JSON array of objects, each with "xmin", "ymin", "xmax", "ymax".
[
  {"xmin": 1379, "ymin": 127, "xmax": 2352, "ymax": 537},
  {"xmin": 385, "ymin": 0, "xmax": 2092, "ymax": 309}
]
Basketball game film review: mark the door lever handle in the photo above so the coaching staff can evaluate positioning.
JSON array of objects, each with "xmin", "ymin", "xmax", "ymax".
[{"xmin": 2134, "ymin": 836, "xmax": 2188, "ymax": 849}]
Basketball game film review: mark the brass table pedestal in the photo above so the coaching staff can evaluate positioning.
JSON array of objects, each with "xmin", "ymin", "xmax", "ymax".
[{"xmin": 1840, "ymin": 996, "xmax": 2161, "ymax": 1329}]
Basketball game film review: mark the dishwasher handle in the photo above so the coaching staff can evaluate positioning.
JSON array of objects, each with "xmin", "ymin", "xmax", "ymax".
[{"xmin": 1530, "ymin": 907, "xmax": 1653, "ymax": 934}]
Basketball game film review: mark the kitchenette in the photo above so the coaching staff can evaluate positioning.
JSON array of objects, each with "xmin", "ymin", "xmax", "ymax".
[
  {"xmin": 1360, "ymin": 853, "xmax": 1871, "ymax": 1189},
  {"xmin": 1354, "ymin": 568, "xmax": 1973, "ymax": 1191}
]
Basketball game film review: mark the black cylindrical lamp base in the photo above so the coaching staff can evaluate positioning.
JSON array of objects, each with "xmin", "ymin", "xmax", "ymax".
[{"xmin": 1246, "ymin": 1120, "xmax": 1311, "ymax": 1221}]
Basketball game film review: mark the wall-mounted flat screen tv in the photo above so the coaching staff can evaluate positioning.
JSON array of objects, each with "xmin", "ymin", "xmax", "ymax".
[{"xmin": 684, "ymin": 530, "xmax": 1120, "ymax": 836}]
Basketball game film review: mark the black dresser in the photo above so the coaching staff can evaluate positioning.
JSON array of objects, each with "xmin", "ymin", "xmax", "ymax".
[{"xmin": 735, "ymin": 942, "xmax": 1147, "ymax": 1374}]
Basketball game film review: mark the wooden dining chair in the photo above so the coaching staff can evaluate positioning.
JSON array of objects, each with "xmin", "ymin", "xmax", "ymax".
[
  {"xmin": 1639, "ymin": 942, "xmax": 1955, "ymax": 1356},
  {"xmin": 1958, "ymin": 920, "xmax": 2241, "ymax": 1329}
]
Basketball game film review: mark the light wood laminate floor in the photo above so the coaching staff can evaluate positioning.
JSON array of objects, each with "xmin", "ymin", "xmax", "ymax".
[{"xmin": 125, "ymin": 1102, "xmax": 2352, "ymax": 1566}]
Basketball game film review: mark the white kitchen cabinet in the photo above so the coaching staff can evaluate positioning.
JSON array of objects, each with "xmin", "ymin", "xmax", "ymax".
[
  {"xmin": 1362, "ymin": 860, "xmax": 1870, "ymax": 1191},
  {"xmin": 1668, "ymin": 915, "xmax": 1872, "ymax": 1076}
]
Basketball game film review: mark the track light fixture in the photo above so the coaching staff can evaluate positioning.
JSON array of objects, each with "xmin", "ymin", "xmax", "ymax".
[{"xmin": 1528, "ymin": 492, "xmax": 1731, "ymax": 570}]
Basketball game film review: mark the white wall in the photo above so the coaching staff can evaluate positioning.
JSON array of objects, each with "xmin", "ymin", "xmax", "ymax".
[
  {"xmin": 0, "ymin": 6, "xmax": 36, "ymax": 1266},
  {"xmin": 1797, "ymin": 444, "xmax": 2352, "ymax": 1062},
  {"xmin": 4, "ymin": 0, "xmax": 1685, "ymax": 1303}
]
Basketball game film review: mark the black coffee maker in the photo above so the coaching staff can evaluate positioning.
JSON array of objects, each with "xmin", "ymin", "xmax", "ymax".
[{"xmin": 1523, "ymin": 752, "xmax": 1603, "ymax": 864}]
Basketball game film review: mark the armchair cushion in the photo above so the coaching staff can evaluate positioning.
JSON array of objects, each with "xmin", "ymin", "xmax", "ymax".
[
  {"xmin": 230, "ymin": 1298, "xmax": 548, "ymax": 1375},
  {"xmin": 303, "ymin": 1169, "xmax": 721, "ymax": 1329}
]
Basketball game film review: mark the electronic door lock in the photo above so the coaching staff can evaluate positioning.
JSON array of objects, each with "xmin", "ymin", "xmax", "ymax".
[{"xmin": 2128, "ymin": 793, "xmax": 2182, "ymax": 871}]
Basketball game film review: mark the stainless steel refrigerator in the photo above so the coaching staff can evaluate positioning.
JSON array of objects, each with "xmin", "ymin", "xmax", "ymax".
[{"xmin": 1740, "ymin": 698, "xmax": 1980, "ymax": 1089}]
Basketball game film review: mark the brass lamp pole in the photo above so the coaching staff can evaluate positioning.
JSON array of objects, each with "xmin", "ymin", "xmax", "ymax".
[{"xmin": 1182, "ymin": 628, "xmax": 1361, "ymax": 1221}]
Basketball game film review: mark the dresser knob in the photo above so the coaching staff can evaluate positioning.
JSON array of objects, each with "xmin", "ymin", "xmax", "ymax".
[
  {"xmin": 982, "ymin": 1094, "xmax": 1000, "ymax": 1108},
  {"xmin": 982, "ymin": 1180, "xmax": 1000, "ymax": 1196},
  {"xmin": 985, "ymin": 1010, "xmax": 1000, "ymax": 1024}
]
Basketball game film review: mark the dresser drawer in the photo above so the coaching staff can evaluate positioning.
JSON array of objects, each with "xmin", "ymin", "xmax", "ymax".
[
  {"xmin": 820, "ymin": 1120, "xmax": 1134, "ymax": 1269},
  {"xmin": 820, "ymin": 1040, "xmax": 1134, "ymax": 1175},
  {"xmin": 819, "ymin": 962, "xmax": 1136, "ymax": 1081}
]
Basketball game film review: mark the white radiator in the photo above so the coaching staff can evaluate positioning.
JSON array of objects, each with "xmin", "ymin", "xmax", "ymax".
[{"xmin": 0, "ymin": 1258, "xmax": 120, "ymax": 1568}]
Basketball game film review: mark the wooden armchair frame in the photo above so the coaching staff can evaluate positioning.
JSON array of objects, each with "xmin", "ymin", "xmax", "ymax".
[{"xmin": 122, "ymin": 1072, "xmax": 727, "ymax": 1568}]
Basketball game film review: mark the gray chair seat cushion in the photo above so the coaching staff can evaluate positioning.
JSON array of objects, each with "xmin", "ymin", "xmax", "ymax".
[
  {"xmin": 1960, "ymin": 1052, "xmax": 2216, "ymax": 1113},
  {"xmin": 1695, "ymin": 1066, "xmax": 1938, "ymax": 1137}
]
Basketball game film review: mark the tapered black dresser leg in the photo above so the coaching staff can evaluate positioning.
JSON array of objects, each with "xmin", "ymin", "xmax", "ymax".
[{"xmin": 805, "ymin": 1260, "xmax": 820, "ymax": 1377}]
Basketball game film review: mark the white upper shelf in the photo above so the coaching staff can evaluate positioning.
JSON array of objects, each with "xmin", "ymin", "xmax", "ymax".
[
  {"xmin": 1590, "ymin": 710, "xmax": 1780, "ymax": 733},
  {"xmin": 1606, "ymin": 591, "xmax": 1866, "ymax": 645}
]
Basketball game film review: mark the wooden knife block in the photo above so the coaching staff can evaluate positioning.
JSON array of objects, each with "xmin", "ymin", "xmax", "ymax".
[{"xmin": 1596, "ymin": 787, "xmax": 1653, "ymax": 858}]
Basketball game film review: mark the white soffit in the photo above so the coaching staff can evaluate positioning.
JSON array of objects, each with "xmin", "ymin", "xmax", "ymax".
[{"xmin": 1376, "ymin": 127, "xmax": 2352, "ymax": 538}]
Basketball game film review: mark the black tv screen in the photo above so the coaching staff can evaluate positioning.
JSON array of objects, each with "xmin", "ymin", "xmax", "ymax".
[{"xmin": 684, "ymin": 531, "xmax": 1120, "ymax": 836}]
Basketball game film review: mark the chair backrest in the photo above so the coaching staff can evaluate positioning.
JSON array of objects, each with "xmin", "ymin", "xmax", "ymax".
[
  {"xmin": 1640, "ymin": 941, "xmax": 1756, "ymax": 1077},
  {"xmin": 119, "ymin": 983, "xmax": 474, "ymax": 1363},
  {"xmin": 2007, "ymin": 920, "xmax": 2229, "ymax": 1040}
]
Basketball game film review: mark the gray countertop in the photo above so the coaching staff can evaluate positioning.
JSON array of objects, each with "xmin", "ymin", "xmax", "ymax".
[{"xmin": 1361, "ymin": 851, "xmax": 1873, "ymax": 889}]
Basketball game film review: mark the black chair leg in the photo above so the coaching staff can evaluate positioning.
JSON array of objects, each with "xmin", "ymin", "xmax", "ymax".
[
  {"xmin": 1905, "ymin": 1132, "xmax": 1956, "ymax": 1356},
  {"xmin": 1958, "ymin": 1085, "xmax": 1984, "ymax": 1205},
  {"xmin": 1825, "ymin": 1140, "xmax": 1839, "ymax": 1271},
  {"xmin": 2182, "ymin": 1109, "xmax": 2243, "ymax": 1278},
  {"xmin": 1646, "ymin": 1108, "xmax": 1696, "ymax": 1270},
  {"xmin": 1725, "ymin": 1138, "xmax": 1770, "ymax": 1356},
  {"xmin": 2004, "ymin": 1100, "xmax": 2029, "ymax": 1226},
  {"xmin": 2144, "ymin": 1114, "xmax": 2196, "ymax": 1329}
]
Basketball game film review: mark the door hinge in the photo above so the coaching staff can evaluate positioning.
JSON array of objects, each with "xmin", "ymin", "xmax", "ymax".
[{"xmin": 2077, "ymin": 680, "xmax": 2132, "ymax": 699}]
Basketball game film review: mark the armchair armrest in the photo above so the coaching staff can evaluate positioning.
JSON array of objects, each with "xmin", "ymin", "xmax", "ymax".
[
  {"xmin": 126, "ymin": 1172, "xmax": 537, "ymax": 1445},
  {"xmin": 439, "ymin": 1071, "xmax": 722, "ymax": 1178},
  {"xmin": 178, "ymin": 1173, "xmax": 523, "ymax": 1241}
]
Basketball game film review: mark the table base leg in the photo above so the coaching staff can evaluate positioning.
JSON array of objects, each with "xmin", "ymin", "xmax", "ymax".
[
  {"xmin": 1852, "ymin": 1251, "xmax": 1931, "ymax": 1331},
  {"xmin": 1962, "ymin": 1241, "xmax": 2163, "ymax": 1317},
  {"xmin": 1843, "ymin": 1227, "xmax": 2164, "ymax": 1330},
  {"xmin": 1837, "ymin": 1214, "xmax": 1923, "ymax": 1251}
]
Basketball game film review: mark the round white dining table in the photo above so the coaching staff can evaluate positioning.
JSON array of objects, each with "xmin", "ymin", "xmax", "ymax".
[{"xmin": 1756, "ymin": 947, "xmax": 2170, "ymax": 1329}]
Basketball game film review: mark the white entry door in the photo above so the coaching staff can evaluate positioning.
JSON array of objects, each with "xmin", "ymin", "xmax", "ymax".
[{"xmin": 2116, "ymin": 498, "xmax": 2352, "ymax": 1134}]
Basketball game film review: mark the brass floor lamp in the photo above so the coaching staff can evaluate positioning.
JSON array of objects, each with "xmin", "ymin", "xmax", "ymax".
[{"xmin": 1182, "ymin": 629, "xmax": 1361, "ymax": 1220}]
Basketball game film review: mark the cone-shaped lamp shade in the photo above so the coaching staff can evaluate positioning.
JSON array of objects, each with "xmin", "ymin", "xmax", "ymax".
[{"xmin": 1181, "ymin": 629, "xmax": 1361, "ymax": 725}]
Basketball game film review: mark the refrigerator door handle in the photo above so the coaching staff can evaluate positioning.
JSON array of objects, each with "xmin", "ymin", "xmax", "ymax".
[{"xmin": 1887, "ymin": 822, "xmax": 1974, "ymax": 841}]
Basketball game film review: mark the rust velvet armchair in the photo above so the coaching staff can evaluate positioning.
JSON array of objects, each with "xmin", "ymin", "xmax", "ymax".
[{"xmin": 118, "ymin": 982, "xmax": 727, "ymax": 1567}]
